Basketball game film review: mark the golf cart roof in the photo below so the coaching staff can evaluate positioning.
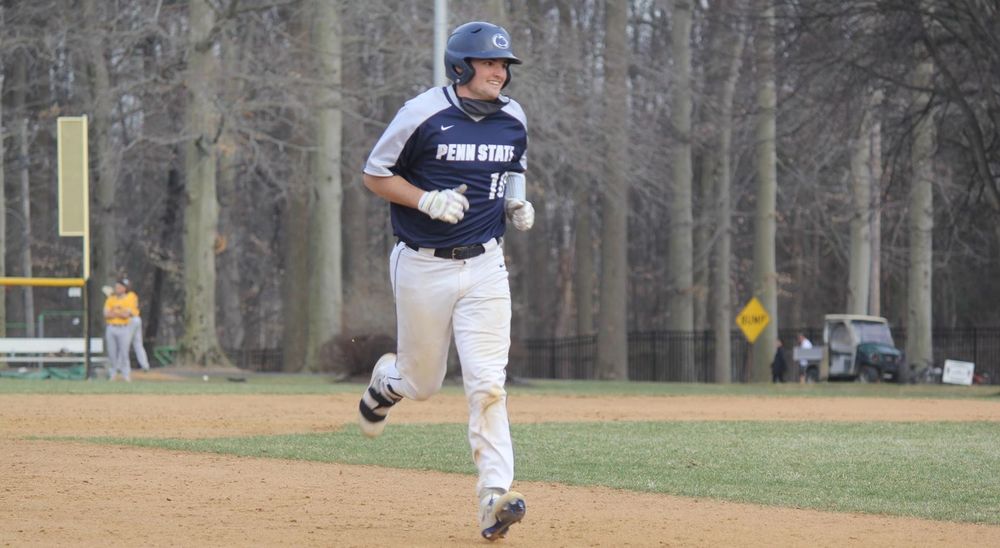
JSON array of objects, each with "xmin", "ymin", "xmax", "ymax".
[{"xmin": 824, "ymin": 314, "xmax": 889, "ymax": 324}]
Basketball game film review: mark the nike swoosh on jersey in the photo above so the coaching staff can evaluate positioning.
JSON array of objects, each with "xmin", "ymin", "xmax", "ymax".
[{"xmin": 441, "ymin": 124, "xmax": 455, "ymax": 131}]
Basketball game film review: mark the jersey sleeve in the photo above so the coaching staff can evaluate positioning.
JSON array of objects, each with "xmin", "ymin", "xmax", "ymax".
[
  {"xmin": 364, "ymin": 88, "xmax": 451, "ymax": 178},
  {"xmin": 501, "ymin": 99, "xmax": 528, "ymax": 173},
  {"xmin": 364, "ymin": 108, "xmax": 419, "ymax": 177}
]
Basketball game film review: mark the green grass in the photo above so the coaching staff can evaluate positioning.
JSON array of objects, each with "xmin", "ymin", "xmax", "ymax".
[
  {"xmin": 77, "ymin": 420, "xmax": 1000, "ymax": 524},
  {"xmin": 512, "ymin": 378, "xmax": 1000, "ymax": 399},
  {"xmin": 0, "ymin": 373, "xmax": 357, "ymax": 395},
  {"xmin": 3, "ymin": 373, "xmax": 999, "ymax": 399}
]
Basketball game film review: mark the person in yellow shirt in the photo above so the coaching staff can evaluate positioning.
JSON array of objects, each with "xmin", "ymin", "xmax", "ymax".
[{"xmin": 104, "ymin": 279, "xmax": 139, "ymax": 381}]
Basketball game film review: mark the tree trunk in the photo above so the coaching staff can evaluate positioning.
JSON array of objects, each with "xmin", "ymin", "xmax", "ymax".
[
  {"xmin": 83, "ymin": 0, "xmax": 119, "ymax": 334},
  {"xmin": 868, "ymin": 106, "xmax": 883, "ymax": 317},
  {"xmin": 282, "ymin": 150, "xmax": 311, "ymax": 372},
  {"xmin": 145, "ymin": 167, "xmax": 183, "ymax": 346},
  {"xmin": 216, "ymin": 147, "xmax": 245, "ymax": 350},
  {"xmin": 751, "ymin": 0, "xmax": 779, "ymax": 382},
  {"xmin": 552, "ymin": 0, "xmax": 594, "ymax": 338},
  {"xmin": 668, "ymin": 0, "xmax": 695, "ymax": 381},
  {"xmin": 179, "ymin": 0, "xmax": 229, "ymax": 367},
  {"xmin": 693, "ymin": 151, "xmax": 711, "ymax": 333},
  {"xmin": 340, "ymin": 9, "xmax": 375, "ymax": 339},
  {"xmin": 305, "ymin": 0, "xmax": 345, "ymax": 372},
  {"xmin": 216, "ymin": 17, "xmax": 248, "ymax": 352},
  {"xmin": 574, "ymin": 191, "xmax": 595, "ymax": 336},
  {"xmin": 595, "ymin": 0, "xmax": 629, "ymax": 380},
  {"xmin": 554, "ymin": 243, "xmax": 575, "ymax": 338},
  {"xmin": 711, "ymin": 16, "xmax": 745, "ymax": 384},
  {"xmin": 847, "ymin": 90, "xmax": 883, "ymax": 315},
  {"xmin": 906, "ymin": 54, "xmax": 935, "ymax": 377},
  {"xmin": 0, "ymin": 45, "xmax": 5, "ymax": 337},
  {"xmin": 13, "ymin": 54, "xmax": 34, "ymax": 336}
]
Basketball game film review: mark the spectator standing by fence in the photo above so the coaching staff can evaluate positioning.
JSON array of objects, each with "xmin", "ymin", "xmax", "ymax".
[
  {"xmin": 797, "ymin": 333, "xmax": 813, "ymax": 383},
  {"xmin": 771, "ymin": 338, "xmax": 787, "ymax": 383},
  {"xmin": 103, "ymin": 280, "xmax": 138, "ymax": 381}
]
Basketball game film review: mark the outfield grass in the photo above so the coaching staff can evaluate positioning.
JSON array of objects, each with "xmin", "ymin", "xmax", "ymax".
[{"xmin": 79, "ymin": 420, "xmax": 1000, "ymax": 525}]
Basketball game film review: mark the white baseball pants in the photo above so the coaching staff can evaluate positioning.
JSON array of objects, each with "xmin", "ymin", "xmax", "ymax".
[{"xmin": 387, "ymin": 238, "xmax": 514, "ymax": 497}]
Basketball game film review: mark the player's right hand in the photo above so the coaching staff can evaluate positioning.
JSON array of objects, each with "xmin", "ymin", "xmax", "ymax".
[{"xmin": 418, "ymin": 184, "xmax": 469, "ymax": 224}]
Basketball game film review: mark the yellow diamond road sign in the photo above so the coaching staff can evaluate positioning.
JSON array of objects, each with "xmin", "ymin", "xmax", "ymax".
[{"xmin": 736, "ymin": 297, "xmax": 770, "ymax": 344}]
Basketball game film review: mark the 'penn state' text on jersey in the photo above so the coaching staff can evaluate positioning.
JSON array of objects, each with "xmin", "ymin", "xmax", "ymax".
[{"xmin": 364, "ymin": 86, "xmax": 528, "ymax": 248}]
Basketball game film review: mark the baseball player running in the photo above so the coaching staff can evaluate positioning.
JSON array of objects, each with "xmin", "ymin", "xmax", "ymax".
[{"xmin": 359, "ymin": 21, "xmax": 534, "ymax": 541}]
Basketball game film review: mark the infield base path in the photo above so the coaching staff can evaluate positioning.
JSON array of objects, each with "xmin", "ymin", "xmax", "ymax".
[{"xmin": 2, "ymin": 391, "xmax": 999, "ymax": 546}]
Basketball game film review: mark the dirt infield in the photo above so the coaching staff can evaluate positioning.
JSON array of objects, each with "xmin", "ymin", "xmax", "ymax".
[{"xmin": 3, "ymin": 389, "xmax": 1000, "ymax": 546}]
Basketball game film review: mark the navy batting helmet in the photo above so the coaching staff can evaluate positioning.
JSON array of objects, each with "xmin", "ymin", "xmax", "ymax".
[{"xmin": 445, "ymin": 21, "xmax": 522, "ymax": 88}]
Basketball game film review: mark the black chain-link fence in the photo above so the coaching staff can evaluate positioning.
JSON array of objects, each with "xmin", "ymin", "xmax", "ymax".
[
  {"xmin": 510, "ymin": 327, "xmax": 1000, "ymax": 384},
  {"xmin": 219, "ymin": 327, "xmax": 1000, "ymax": 384}
]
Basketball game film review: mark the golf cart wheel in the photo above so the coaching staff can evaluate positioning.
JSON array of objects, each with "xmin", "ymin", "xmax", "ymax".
[{"xmin": 857, "ymin": 365, "xmax": 880, "ymax": 383}]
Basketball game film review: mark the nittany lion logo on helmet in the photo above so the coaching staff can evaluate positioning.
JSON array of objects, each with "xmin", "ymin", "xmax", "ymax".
[{"xmin": 492, "ymin": 33, "xmax": 510, "ymax": 49}]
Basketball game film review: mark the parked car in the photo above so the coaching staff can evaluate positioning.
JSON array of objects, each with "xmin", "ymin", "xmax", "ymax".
[{"xmin": 794, "ymin": 314, "xmax": 905, "ymax": 383}]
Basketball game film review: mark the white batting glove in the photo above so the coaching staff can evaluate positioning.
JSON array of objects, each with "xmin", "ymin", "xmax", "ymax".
[
  {"xmin": 418, "ymin": 184, "xmax": 469, "ymax": 224},
  {"xmin": 505, "ymin": 199, "xmax": 535, "ymax": 231}
]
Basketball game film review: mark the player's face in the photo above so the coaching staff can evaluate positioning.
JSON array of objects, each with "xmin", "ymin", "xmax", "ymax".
[{"xmin": 462, "ymin": 58, "xmax": 508, "ymax": 101}]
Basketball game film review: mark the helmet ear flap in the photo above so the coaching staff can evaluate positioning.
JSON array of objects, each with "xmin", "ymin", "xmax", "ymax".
[{"xmin": 445, "ymin": 55, "xmax": 475, "ymax": 85}]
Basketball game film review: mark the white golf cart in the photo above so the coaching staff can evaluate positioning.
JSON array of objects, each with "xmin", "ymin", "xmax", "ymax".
[{"xmin": 794, "ymin": 314, "xmax": 904, "ymax": 383}]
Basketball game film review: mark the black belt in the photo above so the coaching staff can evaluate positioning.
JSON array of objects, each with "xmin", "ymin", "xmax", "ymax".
[{"xmin": 403, "ymin": 237, "xmax": 500, "ymax": 260}]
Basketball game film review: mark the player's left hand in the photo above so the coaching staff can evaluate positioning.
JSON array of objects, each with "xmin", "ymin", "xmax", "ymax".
[{"xmin": 505, "ymin": 199, "xmax": 534, "ymax": 231}]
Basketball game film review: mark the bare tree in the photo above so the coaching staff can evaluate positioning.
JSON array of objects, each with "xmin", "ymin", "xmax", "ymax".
[
  {"xmin": 2, "ymin": 0, "xmax": 1000, "ymax": 378},
  {"xmin": 847, "ymin": 89, "xmax": 883, "ymax": 314},
  {"xmin": 868, "ymin": 93, "xmax": 884, "ymax": 318},
  {"xmin": 12, "ymin": 51, "xmax": 34, "ymax": 336},
  {"xmin": 304, "ymin": 0, "xmax": 345, "ymax": 371},
  {"xmin": 667, "ymin": 0, "xmax": 694, "ymax": 332},
  {"xmin": 82, "ymin": 0, "xmax": 121, "ymax": 326},
  {"xmin": 668, "ymin": 0, "xmax": 695, "ymax": 380},
  {"xmin": 179, "ymin": 0, "xmax": 229, "ymax": 367},
  {"xmin": 0, "ymin": 4, "xmax": 6, "ymax": 337},
  {"xmin": 595, "ymin": 0, "xmax": 629, "ymax": 380},
  {"xmin": 906, "ymin": 48, "xmax": 935, "ymax": 376},
  {"xmin": 709, "ymin": 7, "xmax": 747, "ymax": 383},
  {"xmin": 751, "ymin": 0, "xmax": 779, "ymax": 382}
]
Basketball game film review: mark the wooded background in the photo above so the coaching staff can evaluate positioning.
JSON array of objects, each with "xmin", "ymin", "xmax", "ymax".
[{"xmin": 2, "ymin": 0, "xmax": 998, "ymax": 381}]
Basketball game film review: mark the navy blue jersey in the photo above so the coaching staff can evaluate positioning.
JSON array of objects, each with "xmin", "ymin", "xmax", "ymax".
[{"xmin": 364, "ymin": 85, "xmax": 528, "ymax": 248}]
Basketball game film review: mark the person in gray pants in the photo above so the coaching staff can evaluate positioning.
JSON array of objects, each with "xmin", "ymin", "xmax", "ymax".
[
  {"xmin": 104, "ymin": 280, "xmax": 137, "ymax": 381},
  {"xmin": 124, "ymin": 282, "xmax": 151, "ymax": 371}
]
